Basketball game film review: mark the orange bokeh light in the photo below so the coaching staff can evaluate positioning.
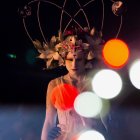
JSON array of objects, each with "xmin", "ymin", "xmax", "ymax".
[
  {"xmin": 102, "ymin": 39, "xmax": 130, "ymax": 68},
  {"xmin": 51, "ymin": 84, "xmax": 79, "ymax": 110}
]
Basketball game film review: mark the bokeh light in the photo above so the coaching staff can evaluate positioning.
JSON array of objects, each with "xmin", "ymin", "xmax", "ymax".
[
  {"xmin": 74, "ymin": 91, "xmax": 102, "ymax": 118},
  {"xmin": 92, "ymin": 69, "xmax": 122, "ymax": 99},
  {"xmin": 102, "ymin": 39, "xmax": 129, "ymax": 68},
  {"xmin": 25, "ymin": 49, "xmax": 37, "ymax": 65},
  {"xmin": 7, "ymin": 53, "xmax": 17, "ymax": 59},
  {"xmin": 129, "ymin": 59, "xmax": 140, "ymax": 89},
  {"xmin": 78, "ymin": 130, "xmax": 105, "ymax": 140},
  {"xmin": 51, "ymin": 84, "xmax": 78, "ymax": 110}
]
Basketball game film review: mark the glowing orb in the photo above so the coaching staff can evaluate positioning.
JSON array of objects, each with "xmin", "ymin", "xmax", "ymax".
[
  {"xmin": 78, "ymin": 130, "xmax": 105, "ymax": 140},
  {"xmin": 25, "ymin": 49, "xmax": 37, "ymax": 65},
  {"xmin": 129, "ymin": 59, "xmax": 140, "ymax": 89},
  {"xmin": 102, "ymin": 39, "xmax": 129, "ymax": 68},
  {"xmin": 7, "ymin": 54, "xmax": 16, "ymax": 59},
  {"xmin": 74, "ymin": 91, "xmax": 102, "ymax": 118},
  {"xmin": 92, "ymin": 69, "xmax": 122, "ymax": 99},
  {"xmin": 51, "ymin": 84, "xmax": 78, "ymax": 110}
]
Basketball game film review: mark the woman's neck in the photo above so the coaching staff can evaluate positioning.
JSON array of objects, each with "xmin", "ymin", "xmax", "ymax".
[{"xmin": 68, "ymin": 72, "xmax": 86, "ymax": 82}]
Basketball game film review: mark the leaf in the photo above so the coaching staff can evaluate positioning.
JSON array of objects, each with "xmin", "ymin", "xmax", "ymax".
[
  {"xmin": 87, "ymin": 51, "xmax": 95, "ymax": 60},
  {"xmin": 32, "ymin": 39, "xmax": 43, "ymax": 50},
  {"xmin": 53, "ymin": 52, "xmax": 61, "ymax": 60},
  {"xmin": 50, "ymin": 36, "xmax": 57, "ymax": 43},
  {"xmin": 58, "ymin": 57, "xmax": 65, "ymax": 66},
  {"xmin": 82, "ymin": 43, "xmax": 90, "ymax": 50},
  {"xmin": 84, "ymin": 27, "xmax": 90, "ymax": 33},
  {"xmin": 90, "ymin": 27, "xmax": 96, "ymax": 36},
  {"xmin": 85, "ymin": 62, "xmax": 93, "ymax": 69},
  {"xmin": 58, "ymin": 31, "xmax": 63, "ymax": 42},
  {"xmin": 37, "ymin": 53, "xmax": 47, "ymax": 59},
  {"xmin": 43, "ymin": 42, "xmax": 49, "ymax": 50},
  {"xmin": 46, "ymin": 57, "xmax": 54, "ymax": 68}
]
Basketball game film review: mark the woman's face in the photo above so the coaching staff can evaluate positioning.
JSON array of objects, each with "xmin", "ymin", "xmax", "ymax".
[{"xmin": 65, "ymin": 51, "xmax": 86, "ymax": 75}]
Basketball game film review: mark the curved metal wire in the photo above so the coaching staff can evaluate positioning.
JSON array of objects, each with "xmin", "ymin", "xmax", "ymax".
[
  {"xmin": 115, "ymin": 16, "xmax": 123, "ymax": 38},
  {"xmin": 28, "ymin": 0, "xmax": 83, "ymax": 33},
  {"xmin": 81, "ymin": 9, "xmax": 90, "ymax": 29},
  {"xmin": 37, "ymin": 1, "xmax": 47, "ymax": 43},
  {"xmin": 101, "ymin": 0, "xmax": 105, "ymax": 32},
  {"xmin": 63, "ymin": 19, "xmax": 73, "ymax": 33},
  {"xmin": 59, "ymin": 0, "xmax": 67, "ymax": 32},
  {"xmin": 63, "ymin": 9, "xmax": 84, "ymax": 33},
  {"xmin": 110, "ymin": 0, "xmax": 115, "ymax": 2},
  {"xmin": 23, "ymin": 18, "xmax": 34, "ymax": 42},
  {"xmin": 28, "ymin": 0, "xmax": 40, "ymax": 5},
  {"xmin": 23, "ymin": 0, "xmax": 123, "ymax": 44},
  {"xmin": 26, "ymin": 0, "xmax": 101, "ymax": 37},
  {"xmin": 75, "ymin": 0, "xmax": 90, "ymax": 29},
  {"xmin": 28, "ymin": 0, "xmax": 61, "ymax": 9},
  {"xmin": 83, "ymin": 0, "xmax": 95, "ymax": 7},
  {"xmin": 63, "ymin": 0, "xmax": 96, "ymax": 33}
]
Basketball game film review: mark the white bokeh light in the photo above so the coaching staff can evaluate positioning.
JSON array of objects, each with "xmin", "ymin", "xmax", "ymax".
[
  {"xmin": 74, "ymin": 91, "xmax": 102, "ymax": 118},
  {"xmin": 78, "ymin": 130, "xmax": 105, "ymax": 140},
  {"xmin": 129, "ymin": 59, "xmax": 140, "ymax": 89},
  {"xmin": 92, "ymin": 69, "xmax": 122, "ymax": 99}
]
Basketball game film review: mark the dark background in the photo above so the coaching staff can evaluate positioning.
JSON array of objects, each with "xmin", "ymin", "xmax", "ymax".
[{"xmin": 1, "ymin": 0, "xmax": 140, "ymax": 140}]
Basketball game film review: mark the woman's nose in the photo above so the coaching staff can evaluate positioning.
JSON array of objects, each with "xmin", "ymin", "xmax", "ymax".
[{"xmin": 72, "ymin": 59, "xmax": 77, "ymax": 68}]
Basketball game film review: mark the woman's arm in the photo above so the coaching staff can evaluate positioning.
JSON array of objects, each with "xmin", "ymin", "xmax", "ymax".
[{"xmin": 41, "ymin": 81, "xmax": 60, "ymax": 140}]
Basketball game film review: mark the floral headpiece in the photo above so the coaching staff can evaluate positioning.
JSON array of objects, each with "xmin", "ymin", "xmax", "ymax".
[{"xmin": 33, "ymin": 27, "xmax": 104, "ymax": 69}]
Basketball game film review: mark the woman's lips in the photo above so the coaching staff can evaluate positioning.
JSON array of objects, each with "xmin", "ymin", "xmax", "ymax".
[{"xmin": 71, "ymin": 68, "xmax": 78, "ymax": 71}]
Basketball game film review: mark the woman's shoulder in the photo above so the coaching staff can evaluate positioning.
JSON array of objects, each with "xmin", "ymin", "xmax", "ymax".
[{"xmin": 48, "ymin": 75, "xmax": 66, "ymax": 86}]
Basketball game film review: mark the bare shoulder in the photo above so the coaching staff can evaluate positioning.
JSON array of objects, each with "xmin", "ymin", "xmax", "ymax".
[{"xmin": 48, "ymin": 75, "xmax": 66, "ymax": 89}]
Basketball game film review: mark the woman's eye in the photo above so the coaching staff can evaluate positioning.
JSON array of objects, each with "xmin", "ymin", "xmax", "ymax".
[
  {"xmin": 66, "ymin": 59, "xmax": 73, "ymax": 61},
  {"xmin": 66, "ymin": 58, "xmax": 82, "ymax": 61}
]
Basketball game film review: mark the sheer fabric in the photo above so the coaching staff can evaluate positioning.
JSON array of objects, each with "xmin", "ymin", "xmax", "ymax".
[{"xmin": 47, "ymin": 74, "xmax": 100, "ymax": 140}]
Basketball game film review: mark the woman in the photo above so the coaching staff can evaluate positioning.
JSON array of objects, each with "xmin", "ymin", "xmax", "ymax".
[{"xmin": 33, "ymin": 27, "xmax": 105, "ymax": 140}]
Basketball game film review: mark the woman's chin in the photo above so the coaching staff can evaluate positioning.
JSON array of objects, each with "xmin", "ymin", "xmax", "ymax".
[{"xmin": 69, "ymin": 69, "xmax": 84, "ymax": 75}]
